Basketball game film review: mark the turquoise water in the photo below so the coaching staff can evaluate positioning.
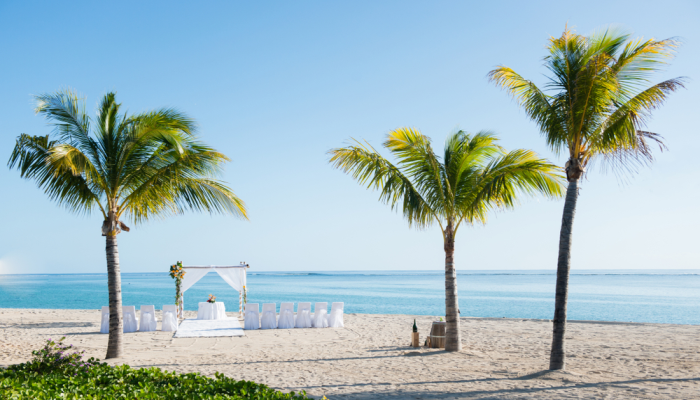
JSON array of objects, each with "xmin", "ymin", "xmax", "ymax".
[{"xmin": 0, "ymin": 270, "xmax": 698, "ymax": 325}]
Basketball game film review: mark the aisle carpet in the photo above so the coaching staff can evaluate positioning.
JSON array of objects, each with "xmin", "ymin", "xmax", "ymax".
[{"xmin": 174, "ymin": 318, "xmax": 245, "ymax": 338}]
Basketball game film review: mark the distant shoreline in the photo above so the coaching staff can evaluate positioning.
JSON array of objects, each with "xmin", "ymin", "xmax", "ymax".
[{"xmin": 2, "ymin": 268, "xmax": 699, "ymax": 276}]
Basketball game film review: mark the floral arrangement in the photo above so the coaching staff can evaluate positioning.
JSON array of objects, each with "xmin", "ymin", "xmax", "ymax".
[
  {"xmin": 207, "ymin": 294, "xmax": 216, "ymax": 303},
  {"xmin": 169, "ymin": 261, "xmax": 186, "ymax": 309},
  {"xmin": 242, "ymin": 285, "xmax": 247, "ymax": 304}
]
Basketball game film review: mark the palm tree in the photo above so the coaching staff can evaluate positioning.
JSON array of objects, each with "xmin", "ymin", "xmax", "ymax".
[
  {"xmin": 329, "ymin": 128, "xmax": 564, "ymax": 351},
  {"xmin": 488, "ymin": 27, "xmax": 684, "ymax": 370},
  {"xmin": 8, "ymin": 89, "xmax": 248, "ymax": 359}
]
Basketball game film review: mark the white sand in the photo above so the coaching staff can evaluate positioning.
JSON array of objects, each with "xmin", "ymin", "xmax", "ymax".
[{"xmin": 1, "ymin": 309, "xmax": 698, "ymax": 399}]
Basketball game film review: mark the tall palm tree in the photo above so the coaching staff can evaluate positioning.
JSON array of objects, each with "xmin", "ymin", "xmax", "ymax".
[
  {"xmin": 489, "ymin": 27, "xmax": 684, "ymax": 370},
  {"xmin": 329, "ymin": 128, "xmax": 564, "ymax": 351},
  {"xmin": 8, "ymin": 89, "xmax": 247, "ymax": 359}
]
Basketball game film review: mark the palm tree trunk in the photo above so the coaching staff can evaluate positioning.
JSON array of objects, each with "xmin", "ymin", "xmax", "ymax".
[
  {"xmin": 549, "ymin": 179, "xmax": 579, "ymax": 370},
  {"xmin": 444, "ymin": 222, "xmax": 462, "ymax": 352},
  {"xmin": 105, "ymin": 233, "xmax": 123, "ymax": 359}
]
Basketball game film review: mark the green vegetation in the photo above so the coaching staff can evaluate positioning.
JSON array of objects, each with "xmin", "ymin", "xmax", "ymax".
[
  {"xmin": 0, "ymin": 338, "xmax": 307, "ymax": 400},
  {"xmin": 329, "ymin": 129, "xmax": 565, "ymax": 351},
  {"xmin": 8, "ymin": 90, "xmax": 248, "ymax": 359},
  {"xmin": 489, "ymin": 27, "xmax": 684, "ymax": 370}
]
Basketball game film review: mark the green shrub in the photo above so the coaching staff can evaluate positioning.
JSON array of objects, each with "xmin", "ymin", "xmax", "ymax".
[
  {"xmin": 0, "ymin": 338, "xmax": 310, "ymax": 399},
  {"xmin": 18, "ymin": 336, "xmax": 101, "ymax": 374}
]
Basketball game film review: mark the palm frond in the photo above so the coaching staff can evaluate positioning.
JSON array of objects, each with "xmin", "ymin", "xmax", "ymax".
[
  {"xmin": 457, "ymin": 149, "xmax": 565, "ymax": 227},
  {"xmin": 123, "ymin": 176, "xmax": 247, "ymax": 224},
  {"xmin": 489, "ymin": 26, "xmax": 684, "ymax": 177},
  {"xmin": 488, "ymin": 67, "xmax": 569, "ymax": 153},
  {"xmin": 34, "ymin": 90, "xmax": 105, "ymax": 175},
  {"xmin": 328, "ymin": 141, "xmax": 434, "ymax": 228},
  {"xmin": 10, "ymin": 89, "xmax": 246, "ymax": 227},
  {"xmin": 8, "ymin": 134, "xmax": 105, "ymax": 216},
  {"xmin": 330, "ymin": 129, "xmax": 565, "ymax": 235},
  {"xmin": 118, "ymin": 137, "xmax": 244, "ymax": 222},
  {"xmin": 384, "ymin": 128, "xmax": 451, "ymax": 216}
]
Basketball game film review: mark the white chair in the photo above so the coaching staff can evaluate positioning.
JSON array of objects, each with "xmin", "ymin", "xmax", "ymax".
[
  {"xmin": 277, "ymin": 303, "xmax": 295, "ymax": 329},
  {"xmin": 139, "ymin": 305, "xmax": 157, "ymax": 332},
  {"xmin": 244, "ymin": 303, "xmax": 260, "ymax": 330},
  {"xmin": 162, "ymin": 305, "xmax": 179, "ymax": 332},
  {"xmin": 123, "ymin": 306, "xmax": 138, "ymax": 333},
  {"xmin": 260, "ymin": 303, "xmax": 277, "ymax": 329},
  {"xmin": 100, "ymin": 306, "xmax": 109, "ymax": 334},
  {"xmin": 328, "ymin": 302, "xmax": 344, "ymax": 328},
  {"xmin": 295, "ymin": 302, "xmax": 312, "ymax": 328},
  {"xmin": 313, "ymin": 302, "xmax": 328, "ymax": 328}
]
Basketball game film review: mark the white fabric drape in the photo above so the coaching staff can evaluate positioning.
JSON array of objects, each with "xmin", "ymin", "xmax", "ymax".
[
  {"xmin": 181, "ymin": 268, "xmax": 213, "ymax": 293},
  {"xmin": 180, "ymin": 267, "xmax": 247, "ymax": 316},
  {"xmin": 313, "ymin": 302, "xmax": 328, "ymax": 328},
  {"xmin": 197, "ymin": 302, "xmax": 227, "ymax": 320},
  {"xmin": 295, "ymin": 303, "xmax": 312, "ymax": 328},
  {"xmin": 244, "ymin": 303, "xmax": 260, "ymax": 330},
  {"xmin": 328, "ymin": 302, "xmax": 344, "ymax": 328},
  {"xmin": 139, "ymin": 305, "xmax": 157, "ymax": 332},
  {"xmin": 214, "ymin": 268, "xmax": 246, "ymax": 292},
  {"xmin": 277, "ymin": 303, "xmax": 295, "ymax": 329},
  {"xmin": 162, "ymin": 305, "xmax": 179, "ymax": 332},
  {"xmin": 260, "ymin": 303, "xmax": 277, "ymax": 329},
  {"xmin": 100, "ymin": 306, "xmax": 109, "ymax": 334},
  {"xmin": 123, "ymin": 306, "xmax": 139, "ymax": 333}
]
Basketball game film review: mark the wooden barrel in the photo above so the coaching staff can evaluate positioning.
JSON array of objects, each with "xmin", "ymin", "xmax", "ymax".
[{"xmin": 429, "ymin": 321, "xmax": 446, "ymax": 348}]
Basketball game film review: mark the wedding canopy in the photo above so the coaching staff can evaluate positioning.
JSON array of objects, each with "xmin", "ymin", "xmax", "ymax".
[{"xmin": 179, "ymin": 264, "xmax": 248, "ymax": 318}]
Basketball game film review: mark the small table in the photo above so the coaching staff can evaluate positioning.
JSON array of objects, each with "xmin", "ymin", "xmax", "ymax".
[{"xmin": 197, "ymin": 302, "xmax": 227, "ymax": 320}]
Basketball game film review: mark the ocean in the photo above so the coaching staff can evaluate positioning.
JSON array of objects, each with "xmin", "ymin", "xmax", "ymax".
[{"xmin": 1, "ymin": 270, "xmax": 698, "ymax": 325}]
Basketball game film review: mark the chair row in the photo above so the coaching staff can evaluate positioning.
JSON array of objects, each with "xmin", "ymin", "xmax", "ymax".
[
  {"xmin": 100, "ymin": 305, "xmax": 179, "ymax": 333},
  {"xmin": 244, "ymin": 302, "xmax": 344, "ymax": 330}
]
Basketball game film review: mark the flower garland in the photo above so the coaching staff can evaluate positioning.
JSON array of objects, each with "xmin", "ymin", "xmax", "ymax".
[
  {"xmin": 242, "ymin": 285, "xmax": 247, "ymax": 304},
  {"xmin": 169, "ymin": 261, "xmax": 186, "ymax": 309}
]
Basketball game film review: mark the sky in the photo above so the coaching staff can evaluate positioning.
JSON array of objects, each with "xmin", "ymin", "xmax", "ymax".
[{"xmin": 0, "ymin": 1, "xmax": 698, "ymax": 274}]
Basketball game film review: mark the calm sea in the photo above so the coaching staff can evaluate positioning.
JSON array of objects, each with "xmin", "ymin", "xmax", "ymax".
[{"xmin": 0, "ymin": 270, "xmax": 698, "ymax": 325}]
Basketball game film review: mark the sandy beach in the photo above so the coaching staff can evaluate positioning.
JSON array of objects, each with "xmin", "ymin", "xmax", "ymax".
[{"xmin": 1, "ymin": 309, "xmax": 698, "ymax": 399}]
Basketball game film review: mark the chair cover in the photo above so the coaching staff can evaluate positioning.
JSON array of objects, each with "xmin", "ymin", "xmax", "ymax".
[
  {"xmin": 328, "ymin": 302, "xmax": 344, "ymax": 328},
  {"xmin": 313, "ymin": 302, "xmax": 328, "ymax": 328},
  {"xmin": 244, "ymin": 303, "xmax": 260, "ymax": 330},
  {"xmin": 162, "ymin": 305, "xmax": 179, "ymax": 332},
  {"xmin": 295, "ymin": 302, "xmax": 312, "ymax": 328},
  {"xmin": 139, "ymin": 305, "xmax": 157, "ymax": 332},
  {"xmin": 260, "ymin": 303, "xmax": 277, "ymax": 329},
  {"xmin": 100, "ymin": 306, "xmax": 109, "ymax": 334},
  {"xmin": 278, "ymin": 303, "xmax": 295, "ymax": 329},
  {"xmin": 123, "ymin": 306, "xmax": 139, "ymax": 333}
]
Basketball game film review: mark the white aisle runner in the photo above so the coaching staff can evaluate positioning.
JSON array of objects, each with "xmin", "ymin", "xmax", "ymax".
[{"xmin": 174, "ymin": 318, "xmax": 245, "ymax": 338}]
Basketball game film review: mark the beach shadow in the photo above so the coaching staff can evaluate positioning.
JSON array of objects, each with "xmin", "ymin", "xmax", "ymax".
[
  {"xmin": 60, "ymin": 331, "xmax": 104, "ymax": 336},
  {"xmin": 367, "ymin": 346, "xmax": 444, "ymax": 354},
  {"xmin": 302, "ymin": 376, "xmax": 700, "ymax": 399},
  {"xmin": 4, "ymin": 322, "xmax": 95, "ymax": 329}
]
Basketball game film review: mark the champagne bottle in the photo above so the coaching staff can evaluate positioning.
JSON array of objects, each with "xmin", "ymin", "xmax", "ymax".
[{"xmin": 413, "ymin": 319, "xmax": 418, "ymax": 333}]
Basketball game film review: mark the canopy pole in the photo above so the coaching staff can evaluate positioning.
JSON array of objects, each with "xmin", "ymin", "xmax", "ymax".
[{"xmin": 179, "ymin": 293, "xmax": 184, "ymax": 320}]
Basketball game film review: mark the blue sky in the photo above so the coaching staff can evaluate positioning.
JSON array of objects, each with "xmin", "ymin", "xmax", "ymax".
[{"xmin": 0, "ymin": 1, "xmax": 698, "ymax": 274}]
